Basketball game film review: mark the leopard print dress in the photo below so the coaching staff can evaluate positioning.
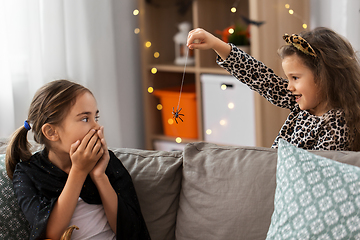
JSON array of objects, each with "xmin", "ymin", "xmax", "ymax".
[{"xmin": 217, "ymin": 44, "xmax": 351, "ymax": 151}]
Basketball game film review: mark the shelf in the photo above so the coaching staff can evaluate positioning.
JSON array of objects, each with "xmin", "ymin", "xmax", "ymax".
[{"xmin": 138, "ymin": 0, "xmax": 310, "ymax": 149}]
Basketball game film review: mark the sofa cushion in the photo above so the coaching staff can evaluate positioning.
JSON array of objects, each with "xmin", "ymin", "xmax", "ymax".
[
  {"xmin": 112, "ymin": 148, "xmax": 183, "ymax": 240},
  {"xmin": 0, "ymin": 154, "xmax": 31, "ymax": 240},
  {"xmin": 266, "ymin": 139, "xmax": 360, "ymax": 239},
  {"xmin": 176, "ymin": 142, "xmax": 360, "ymax": 240}
]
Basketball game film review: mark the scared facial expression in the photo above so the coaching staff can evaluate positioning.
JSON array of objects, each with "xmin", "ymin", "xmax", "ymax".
[
  {"xmin": 55, "ymin": 91, "xmax": 100, "ymax": 154},
  {"xmin": 282, "ymin": 54, "xmax": 327, "ymax": 116}
]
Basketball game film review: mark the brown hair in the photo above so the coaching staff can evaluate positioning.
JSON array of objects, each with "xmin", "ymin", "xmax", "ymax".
[
  {"xmin": 5, "ymin": 80, "xmax": 92, "ymax": 179},
  {"xmin": 278, "ymin": 27, "xmax": 360, "ymax": 150}
]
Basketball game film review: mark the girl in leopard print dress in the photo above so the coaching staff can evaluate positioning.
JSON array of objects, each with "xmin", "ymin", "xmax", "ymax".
[{"xmin": 187, "ymin": 27, "xmax": 360, "ymax": 151}]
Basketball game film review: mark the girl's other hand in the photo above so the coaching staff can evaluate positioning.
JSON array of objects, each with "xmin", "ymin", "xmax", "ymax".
[
  {"xmin": 69, "ymin": 129, "xmax": 103, "ymax": 175},
  {"xmin": 90, "ymin": 126, "xmax": 110, "ymax": 179}
]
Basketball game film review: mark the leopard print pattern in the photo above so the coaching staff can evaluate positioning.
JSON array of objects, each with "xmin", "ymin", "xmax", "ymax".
[
  {"xmin": 283, "ymin": 33, "xmax": 317, "ymax": 57},
  {"xmin": 216, "ymin": 44, "xmax": 350, "ymax": 151}
]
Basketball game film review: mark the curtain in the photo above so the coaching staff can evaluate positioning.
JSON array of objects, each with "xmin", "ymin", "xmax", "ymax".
[
  {"xmin": 0, "ymin": 0, "xmax": 144, "ymax": 148},
  {"xmin": 310, "ymin": 0, "xmax": 360, "ymax": 53}
]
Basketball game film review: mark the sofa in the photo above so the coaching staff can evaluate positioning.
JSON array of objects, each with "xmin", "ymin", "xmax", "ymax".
[{"xmin": 2, "ymin": 138, "xmax": 360, "ymax": 239}]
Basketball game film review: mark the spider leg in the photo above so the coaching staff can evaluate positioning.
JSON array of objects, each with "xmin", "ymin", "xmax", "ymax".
[
  {"xmin": 178, "ymin": 116, "xmax": 183, "ymax": 122},
  {"xmin": 174, "ymin": 117, "xmax": 178, "ymax": 124},
  {"xmin": 178, "ymin": 113, "xmax": 184, "ymax": 117}
]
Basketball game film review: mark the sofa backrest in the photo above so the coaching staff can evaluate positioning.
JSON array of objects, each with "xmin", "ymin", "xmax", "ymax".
[{"xmin": 175, "ymin": 142, "xmax": 360, "ymax": 240}]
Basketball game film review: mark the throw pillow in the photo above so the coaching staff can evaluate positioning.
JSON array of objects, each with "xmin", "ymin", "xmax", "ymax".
[
  {"xmin": 267, "ymin": 139, "xmax": 360, "ymax": 239},
  {"xmin": 0, "ymin": 154, "xmax": 31, "ymax": 240}
]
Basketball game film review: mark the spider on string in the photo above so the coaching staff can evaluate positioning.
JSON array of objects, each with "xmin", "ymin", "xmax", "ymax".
[{"xmin": 172, "ymin": 107, "xmax": 184, "ymax": 124}]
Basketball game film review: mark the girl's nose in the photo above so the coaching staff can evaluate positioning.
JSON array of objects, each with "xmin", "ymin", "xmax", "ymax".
[{"xmin": 287, "ymin": 82, "xmax": 294, "ymax": 92}]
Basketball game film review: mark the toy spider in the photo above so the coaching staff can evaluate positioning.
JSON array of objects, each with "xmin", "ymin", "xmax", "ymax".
[{"xmin": 172, "ymin": 107, "xmax": 184, "ymax": 124}]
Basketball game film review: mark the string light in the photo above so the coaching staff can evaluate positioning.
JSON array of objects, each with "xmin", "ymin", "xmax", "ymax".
[
  {"xmin": 151, "ymin": 67, "xmax": 157, "ymax": 74},
  {"xmin": 168, "ymin": 119, "xmax": 174, "ymax": 125},
  {"xmin": 228, "ymin": 102, "xmax": 235, "ymax": 109},
  {"xmin": 228, "ymin": 28, "xmax": 235, "ymax": 34},
  {"xmin": 175, "ymin": 137, "xmax": 182, "ymax": 143},
  {"xmin": 145, "ymin": 41, "xmax": 152, "ymax": 48},
  {"xmin": 147, "ymin": 87, "xmax": 154, "ymax": 93},
  {"xmin": 157, "ymin": 104, "xmax": 163, "ymax": 110},
  {"xmin": 220, "ymin": 120, "xmax": 226, "ymax": 126},
  {"xmin": 134, "ymin": 28, "xmax": 140, "ymax": 34},
  {"xmin": 221, "ymin": 84, "xmax": 227, "ymax": 90},
  {"xmin": 285, "ymin": 4, "xmax": 308, "ymax": 30},
  {"xmin": 206, "ymin": 129, "xmax": 212, "ymax": 135},
  {"xmin": 133, "ymin": 9, "xmax": 139, "ymax": 16},
  {"xmin": 231, "ymin": 7, "xmax": 237, "ymax": 13},
  {"xmin": 154, "ymin": 52, "xmax": 160, "ymax": 58}
]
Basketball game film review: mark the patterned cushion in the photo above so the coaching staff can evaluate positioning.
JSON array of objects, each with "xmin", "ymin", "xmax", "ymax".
[
  {"xmin": 267, "ymin": 140, "xmax": 360, "ymax": 239},
  {"xmin": 0, "ymin": 154, "xmax": 30, "ymax": 239}
]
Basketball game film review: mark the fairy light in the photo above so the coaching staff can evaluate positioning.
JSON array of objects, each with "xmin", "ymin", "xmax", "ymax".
[
  {"xmin": 168, "ymin": 119, "xmax": 174, "ymax": 125},
  {"xmin": 154, "ymin": 52, "xmax": 160, "ymax": 58},
  {"xmin": 285, "ymin": 4, "xmax": 308, "ymax": 30},
  {"xmin": 220, "ymin": 120, "xmax": 226, "ymax": 126},
  {"xmin": 206, "ymin": 129, "xmax": 212, "ymax": 135},
  {"xmin": 228, "ymin": 102, "xmax": 235, "ymax": 109},
  {"xmin": 134, "ymin": 28, "xmax": 140, "ymax": 34},
  {"xmin": 221, "ymin": 84, "xmax": 227, "ymax": 90},
  {"xmin": 133, "ymin": 9, "xmax": 139, "ymax": 16},
  {"xmin": 145, "ymin": 41, "xmax": 152, "ymax": 48},
  {"xmin": 175, "ymin": 137, "xmax": 182, "ymax": 143},
  {"xmin": 228, "ymin": 28, "xmax": 235, "ymax": 34},
  {"xmin": 156, "ymin": 104, "xmax": 162, "ymax": 110},
  {"xmin": 151, "ymin": 67, "xmax": 157, "ymax": 74},
  {"xmin": 231, "ymin": 7, "xmax": 237, "ymax": 13},
  {"xmin": 147, "ymin": 87, "xmax": 154, "ymax": 93}
]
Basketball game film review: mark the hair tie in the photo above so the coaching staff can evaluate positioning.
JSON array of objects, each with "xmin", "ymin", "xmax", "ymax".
[
  {"xmin": 24, "ymin": 120, "xmax": 31, "ymax": 131},
  {"xmin": 283, "ymin": 33, "xmax": 317, "ymax": 57}
]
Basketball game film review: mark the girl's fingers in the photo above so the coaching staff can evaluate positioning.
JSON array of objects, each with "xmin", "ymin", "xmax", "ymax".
[
  {"xmin": 77, "ymin": 129, "xmax": 96, "ymax": 151},
  {"xmin": 70, "ymin": 140, "xmax": 80, "ymax": 156}
]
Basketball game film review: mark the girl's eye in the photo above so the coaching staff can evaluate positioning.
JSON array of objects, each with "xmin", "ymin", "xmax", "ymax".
[
  {"xmin": 81, "ymin": 117, "xmax": 89, "ymax": 122},
  {"xmin": 293, "ymin": 76, "xmax": 299, "ymax": 80}
]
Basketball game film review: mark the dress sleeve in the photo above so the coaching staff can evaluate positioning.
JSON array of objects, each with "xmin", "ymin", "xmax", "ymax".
[
  {"xmin": 217, "ymin": 44, "xmax": 296, "ymax": 110},
  {"xmin": 13, "ymin": 164, "xmax": 56, "ymax": 240}
]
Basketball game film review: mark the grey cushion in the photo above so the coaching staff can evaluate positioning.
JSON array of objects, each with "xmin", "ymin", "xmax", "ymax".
[{"xmin": 112, "ymin": 148, "xmax": 183, "ymax": 240}]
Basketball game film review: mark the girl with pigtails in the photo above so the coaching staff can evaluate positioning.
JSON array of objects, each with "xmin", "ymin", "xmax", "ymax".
[
  {"xmin": 6, "ymin": 80, "xmax": 150, "ymax": 240},
  {"xmin": 187, "ymin": 27, "xmax": 360, "ymax": 151}
]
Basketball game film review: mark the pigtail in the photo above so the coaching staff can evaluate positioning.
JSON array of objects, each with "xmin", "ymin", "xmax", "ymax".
[{"xmin": 5, "ymin": 126, "xmax": 32, "ymax": 179}]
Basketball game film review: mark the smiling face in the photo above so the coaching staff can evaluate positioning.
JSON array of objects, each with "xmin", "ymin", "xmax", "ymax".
[
  {"xmin": 282, "ymin": 54, "xmax": 328, "ymax": 116},
  {"xmin": 54, "ymin": 91, "xmax": 100, "ymax": 155}
]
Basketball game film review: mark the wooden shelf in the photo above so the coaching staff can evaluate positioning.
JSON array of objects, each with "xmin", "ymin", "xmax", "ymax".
[{"xmin": 138, "ymin": 0, "xmax": 309, "ymax": 149}]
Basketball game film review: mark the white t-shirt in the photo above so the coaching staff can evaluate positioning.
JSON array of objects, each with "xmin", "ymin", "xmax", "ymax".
[{"xmin": 68, "ymin": 198, "xmax": 116, "ymax": 240}]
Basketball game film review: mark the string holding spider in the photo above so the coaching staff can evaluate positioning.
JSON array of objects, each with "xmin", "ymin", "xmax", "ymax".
[{"xmin": 172, "ymin": 107, "xmax": 184, "ymax": 124}]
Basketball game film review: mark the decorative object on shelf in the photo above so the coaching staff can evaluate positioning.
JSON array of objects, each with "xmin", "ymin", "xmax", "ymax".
[
  {"xmin": 216, "ymin": 23, "xmax": 251, "ymax": 54},
  {"xmin": 174, "ymin": 21, "xmax": 194, "ymax": 65}
]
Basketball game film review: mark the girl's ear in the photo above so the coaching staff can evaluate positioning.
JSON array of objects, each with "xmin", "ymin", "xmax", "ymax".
[{"xmin": 42, "ymin": 124, "xmax": 59, "ymax": 142}]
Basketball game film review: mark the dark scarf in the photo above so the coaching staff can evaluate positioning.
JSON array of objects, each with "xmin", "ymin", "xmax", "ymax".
[{"xmin": 13, "ymin": 149, "xmax": 151, "ymax": 240}]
